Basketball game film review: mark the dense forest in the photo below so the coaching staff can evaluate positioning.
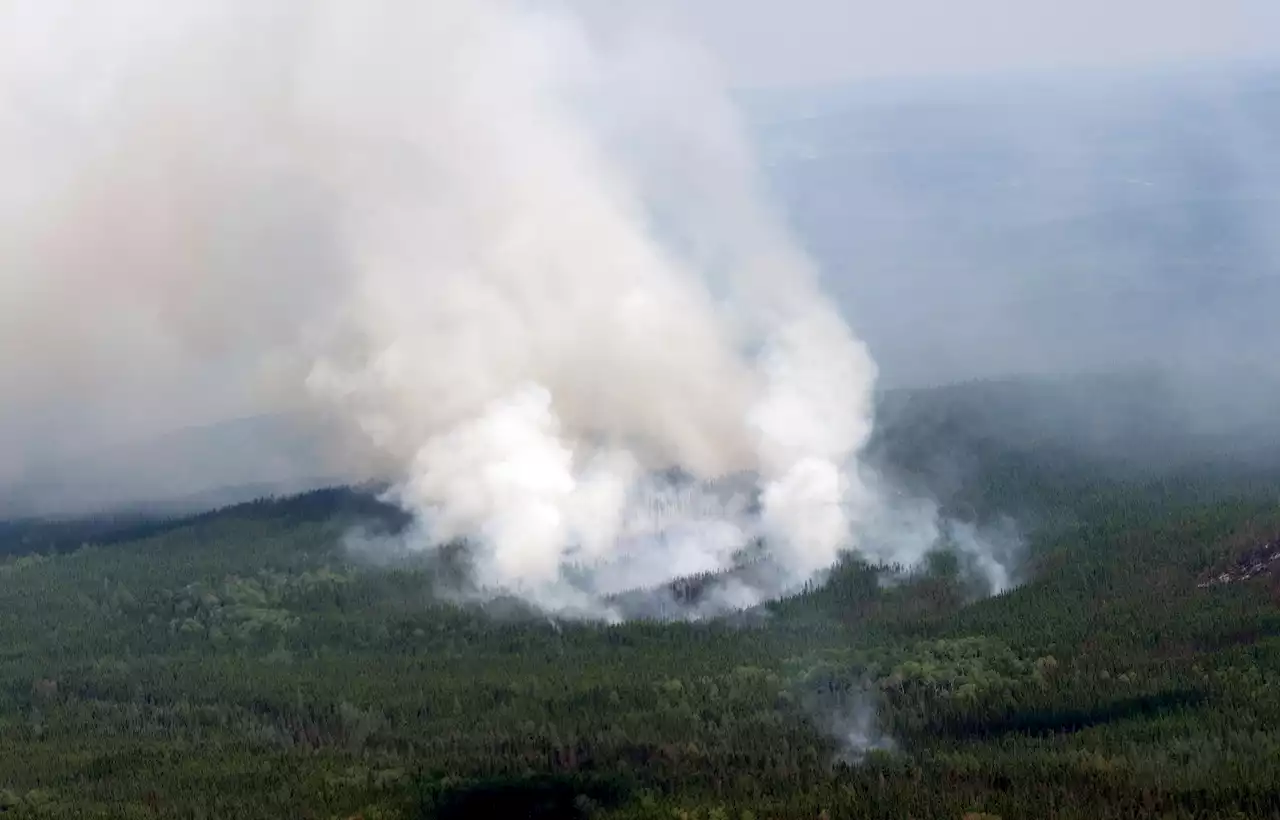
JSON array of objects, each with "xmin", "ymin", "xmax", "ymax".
[{"xmin": 2, "ymin": 379, "xmax": 1280, "ymax": 818}]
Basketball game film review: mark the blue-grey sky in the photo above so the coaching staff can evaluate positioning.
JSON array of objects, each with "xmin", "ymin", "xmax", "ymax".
[{"xmin": 574, "ymin": 1, "xmax": 1280, "ymax": 87}]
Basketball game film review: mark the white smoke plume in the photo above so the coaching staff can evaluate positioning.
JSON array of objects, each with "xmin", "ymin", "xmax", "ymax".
[
  {"xmin": 831, "ymin": 694, "xmax": 896, "ymax": 765},
  {"xmin": 0, "ymin": 0, "xmax": 941, "ymax": 615},
  {"xmin": 292, "ymin": 2, "xmax": 881, "ymax": 609}
]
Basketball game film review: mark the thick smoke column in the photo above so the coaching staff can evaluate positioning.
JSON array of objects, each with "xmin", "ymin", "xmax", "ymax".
[
  {"xmin": 295, "ymin": 0, "xmax": 879, "ymax": 606},
  {"xmin": 1, "ymin": 0, "xmax": 881, "ymax": 612}
]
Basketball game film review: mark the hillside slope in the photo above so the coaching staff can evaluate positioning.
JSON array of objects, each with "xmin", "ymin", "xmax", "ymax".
[
  {"xmin": 0, "ymin": 413, "xmax": 347, "ymax": 518},
  {"xmin": 2, "ymin": 375, "xmax": 1280, "ymax": 817}
]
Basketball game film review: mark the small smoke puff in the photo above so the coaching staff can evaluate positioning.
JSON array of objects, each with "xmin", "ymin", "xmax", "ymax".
[
  {"xmin": 836, "ymin": 698, "xmax": 896, "ymax": 764},
  {"xmin": 949, "ymin": 518, "xmax": 1023, "ymax": 595}
]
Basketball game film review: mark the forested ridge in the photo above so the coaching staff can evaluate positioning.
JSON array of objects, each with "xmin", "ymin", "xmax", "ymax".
[{"xmin": 2, "ymin": 381, "xmax": 1280, "ymax": 819}]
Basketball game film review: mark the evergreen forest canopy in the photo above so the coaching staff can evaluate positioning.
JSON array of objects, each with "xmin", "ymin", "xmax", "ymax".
[{"xmin": 2, "ymin": 374, "xmax": 1280, "ymax": 819}]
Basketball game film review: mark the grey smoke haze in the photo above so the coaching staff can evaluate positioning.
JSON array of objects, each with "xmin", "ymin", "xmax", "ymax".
[
  {"xmin": 1, "ymin": 0, "xmax": 916, "ymax": 615},
  {"xmin": 1, "ymin": 1, "xmax": 1273, "ymax": 610},
  {"xmin": 746, "ymin": 64, "xmax": 1280, "ymax": 430},
  {"xmin": 654, "ymin": 0, "xmax": 1280, "ymax": 443},
  {"xmin": 831, "ymin": 694, "xmax": 895, "ymax": 764},
  {"xmin": 4, "ymin": 2, "xmax": 1275, "ymax": 486}
]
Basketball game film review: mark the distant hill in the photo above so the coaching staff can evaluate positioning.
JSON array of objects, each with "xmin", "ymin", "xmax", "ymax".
[
  {"xmin": 868, "ymin": 367, "xmax": 1280, "ymax": 526},
  {"xmin": 0, "ymin": 412, "xmax": 346, "ymax": 518},
  {"xmin": 7, "ymin": 367, "xmax": 1276, "ymax": 528}
]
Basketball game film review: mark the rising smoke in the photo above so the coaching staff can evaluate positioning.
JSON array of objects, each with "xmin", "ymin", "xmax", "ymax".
[{"xmin": 0, "ymin": 0, "xmax": 1008, "ymax": 614}]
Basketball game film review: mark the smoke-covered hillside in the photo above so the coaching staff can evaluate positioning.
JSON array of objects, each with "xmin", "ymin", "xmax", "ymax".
[{"xmin": 2, "ymin": 372, "xmax": 1280, "ymax": 817}]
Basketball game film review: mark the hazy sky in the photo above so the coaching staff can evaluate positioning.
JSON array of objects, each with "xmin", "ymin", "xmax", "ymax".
[
  {"xmin": 3, "ymin": 0, "xmax": 1278, "ymax": 513},
  {"xmin": 580, "ymin": 1, "xmax": 1280, "ymax": 87}
]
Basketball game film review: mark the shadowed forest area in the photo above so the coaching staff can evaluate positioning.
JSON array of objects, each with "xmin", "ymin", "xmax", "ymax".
[{"xmin": 2, "ymin": 377, "xmax": 1280, "ymax": 819}]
